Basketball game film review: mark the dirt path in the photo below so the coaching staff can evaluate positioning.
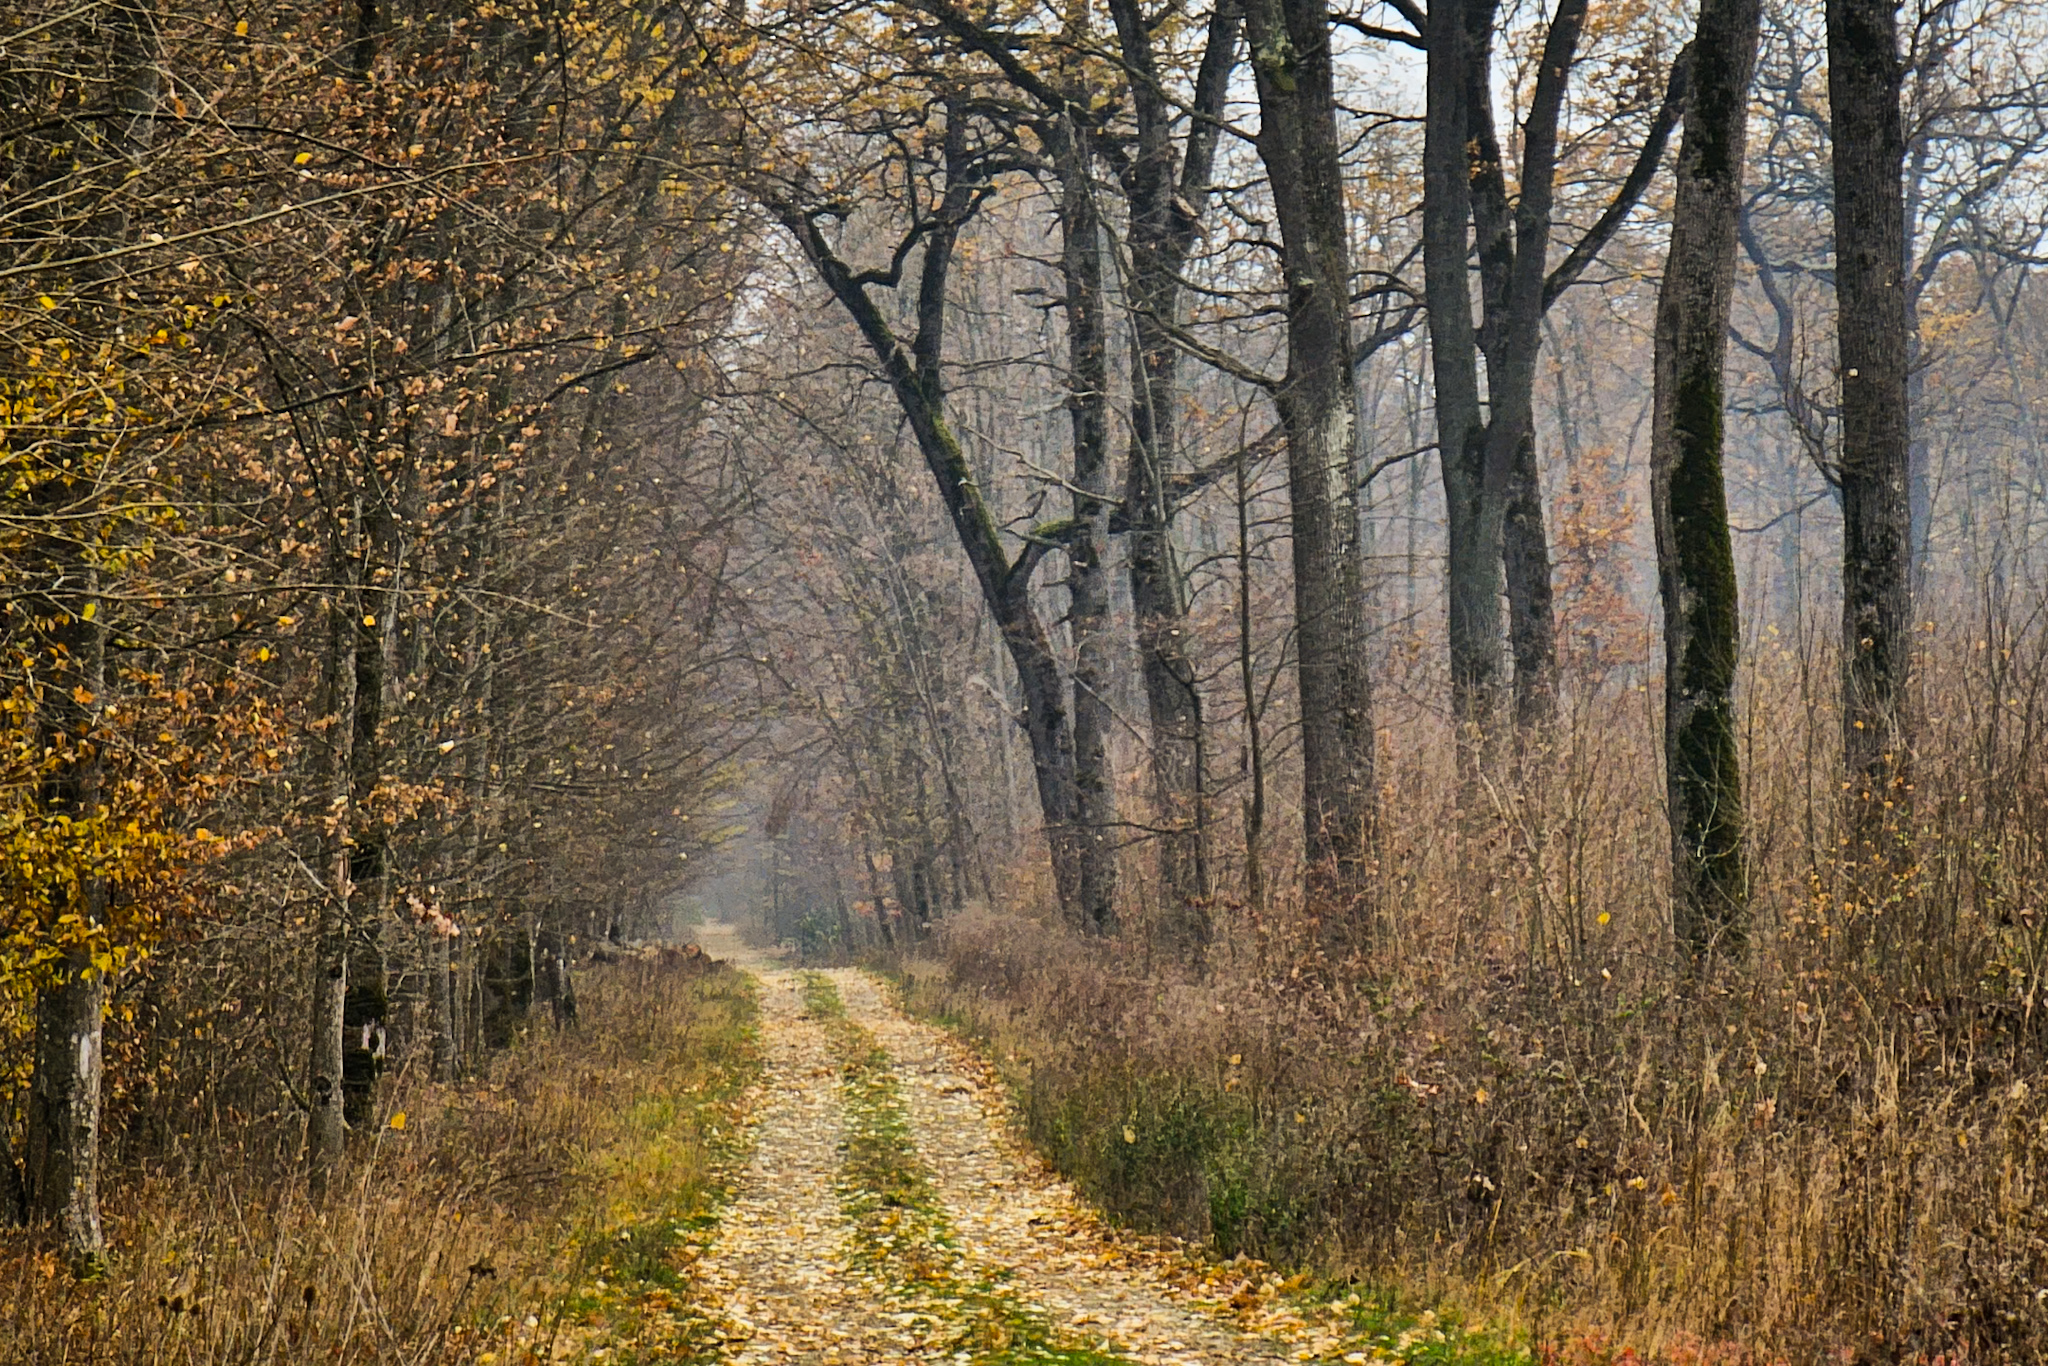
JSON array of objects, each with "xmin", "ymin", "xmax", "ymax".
[
  {"xmin": 691, "ymin": 922, "xmax": 1303, "ymax": 1366},
  {"xmin": 686, "ymin": 966, "xmax": 913, "ymax": 1363}
]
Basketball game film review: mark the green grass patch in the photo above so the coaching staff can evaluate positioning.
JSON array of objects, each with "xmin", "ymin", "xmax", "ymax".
[
  {"xmin": 550, "ymin": 968, "xmax": 763, "ymax": 1365},
  {"xmin": 1312, "ymin": 1282, "xmax": 1532, "ymax": 1366}
]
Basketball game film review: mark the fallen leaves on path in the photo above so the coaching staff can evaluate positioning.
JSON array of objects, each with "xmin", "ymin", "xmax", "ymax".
[{"xmin": 682, "ymin": 924, "xmax": 1516, "ymax": 1366}]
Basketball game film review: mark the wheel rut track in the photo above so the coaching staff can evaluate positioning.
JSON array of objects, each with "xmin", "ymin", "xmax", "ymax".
[{"xmin": 691, "ymin": 922, "xmax": 1295, "ymax": 1366}]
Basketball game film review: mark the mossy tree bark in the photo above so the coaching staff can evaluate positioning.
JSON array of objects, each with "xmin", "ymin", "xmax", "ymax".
[
  {"xmin": 1829, "ymin": 0, "xmax": 1914, "ymax": 867},
  {"xmin": 1650, "ymin": 0, "xmax": 1763, "ymax": 960},
  {"xmin": 1244, "ymin": 0, "xmax": 1380, "ymax": 928}
]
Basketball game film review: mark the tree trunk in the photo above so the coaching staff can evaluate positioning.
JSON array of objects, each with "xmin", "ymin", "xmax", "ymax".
[
  {"xmin": 1429, "ymin": 0, "xmax": 1686, "ymax": 758},
  {"xmin": 342, "ymin": 530, "xmax": 395, "ymax": 1130},
  {"xmin": 1055, "ymin": 116, "xmax": 1120, "ymax": 936},
  {"xmin": 426, "ymin": 923, "xmax": 457, "ymax": 1081},
  {"xmin": 27, "ymin": 937, "xmax": 104, "ymax": 1259},
  {"xmin": 1829, "ymin": 0, "xmax": 1913, "ymax": 860},
  {"xmin": 1652, "ymin": 0, "xmax": 1762, "ymax": 960},
  {"xmin": 769, "ymin": 116, "xmax": 1090, "ymax": 926},
  {"xmin": 539, "ymin": 911, "xmax": 576, "ymax": 1028},
  {"xmin": 1109, "ymin": 0, "xmax": 1240, "ymax": 946},
  {"xmin": 1424, "ymin": 0, "xmax": 1500, "ymax": 757},
  {"xmin": 1504, "ymin": 429, "xmax": 1558, "ymax": 731},
  {"xmin": 307, "ymin": 575, "xmax": 358, "ymax": 1191},
  {"xmin": 1465, "ymin": 0, "xmax": 1586, "ymax": 752},
  {"xmin": 21, "ymin": 0, "xmax": 161, "ymax": 1267},
  {"xmin": 1245, "ymin": 0, "xmax": 1379, "ymax": 924},
  {"xmin": 1235, "ymin": 452, "xmax": 1269, "ymax": 911},
  {"xmin": 23, "ymin": 475, "xmax": 111, "ymax": 1270}
]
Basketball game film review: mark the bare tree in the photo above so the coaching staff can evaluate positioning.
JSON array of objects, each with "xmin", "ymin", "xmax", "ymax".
[
  {"xmin": 1105, "ymin": 0, "xmax": 1244, "ymax": 943},
  {"xmin": 1829, "ymin": 0, "xmax": 1914, "ymax": 856},
  {"xmin": 1651, "ymin": 0, "xmax": 1765, "ymax": 958},
  {"xmin": 1243, "ymin": 0, "xmax": 1380, "ymax": 925},
  {"xmin": 1424, "ymin": 0, "xmax": 1691, "ymax": 751}
]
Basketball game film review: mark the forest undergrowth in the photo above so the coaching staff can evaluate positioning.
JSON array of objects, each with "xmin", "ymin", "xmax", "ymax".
[
  {"xmin": 887, "ymin": 625, "xmax": 2048, "ymax": 1366},
  {"xmin": 0, "ymin": 961, "xmax": 758, "ymax": 1365}
]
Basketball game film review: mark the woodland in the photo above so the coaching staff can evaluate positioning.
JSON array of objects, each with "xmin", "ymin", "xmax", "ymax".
[{"xmin": 3, "ymin": 0, "xmax": 2048, "ymax": 1361}]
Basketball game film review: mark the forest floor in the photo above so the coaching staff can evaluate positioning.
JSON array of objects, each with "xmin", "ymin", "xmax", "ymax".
[{"xmin": 684, "ymin": 922, "xmax": 1515, "ymax": 1366}]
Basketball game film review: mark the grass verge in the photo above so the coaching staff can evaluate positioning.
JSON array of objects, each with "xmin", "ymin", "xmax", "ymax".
[
  {"xmin": 888, "ymin": 960, "xmax": 1532, "ymax": 1366},
  {"xmin": 0, "ymin": 960, "xmax": 760, "ymax": 1366}
]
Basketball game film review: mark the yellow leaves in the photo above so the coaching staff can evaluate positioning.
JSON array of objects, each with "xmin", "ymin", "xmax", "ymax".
[
  {"xmin": 389, "ymin": 1111, "xmax": 408, "ymax": 1131},
  {"xmin": 234, "ymin": 18, "xmax": 248, "ymax": 35},
  {"xmin": 38, "ymin": 296, "xmax": 57, "ymax": 311},
  {"xmin": 293, "ymin": 152, "xmax": 313, "ymax": 166},
  {"xmin": 80, "ymin": 603, "xmax": 96, "ymax": 622},
  {"xmin": 1121, "ymin": 1125, "xmax": 1136, "ymax": 1144}
]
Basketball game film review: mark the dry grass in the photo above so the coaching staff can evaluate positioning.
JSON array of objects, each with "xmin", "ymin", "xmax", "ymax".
[
  {"xmin": 0, "ymin": 960, "xmax": 757, "ymax": 1365},
  {"xmin": 896, "ymin": 618, "xmax": 2048, "ymax": 1364}
]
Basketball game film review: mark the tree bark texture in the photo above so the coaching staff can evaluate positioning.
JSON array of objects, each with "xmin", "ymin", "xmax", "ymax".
[
  {"xmin": 1465, "ymin": 0, "xmax": 1586, "ymax": 745},
  {"xmin": 27, "ymin": 949, "xmax": 104, "ymax": 1259},
  {"xmin": 426, "ymin": 925, "xmax": 458, "ymax": 1081},
  {"xmin": 342, "ymin": 507, "xmax": 397, "ymax": 1130},
  {"xmin": 1108, "ymin": 0, "xmax": 1241, "ymax": 943},
  {"xmin": 307, "ymin": 577, "xmax": 358, "ymax": 1190},
  {"xmin": 1054, "ymin": 117, "xmax": 1121, "ymax": 935},
  {"xmin": 1829, "ymin": 0, "xmax": 1913, "ymax": 853},
  {"xmin": 1651, "ymin": 0, "xmax": 1762, "ymax": 959},
  {"xmin": 1424, "ymin": 0, "xmax": 1500, "ymax": 753},
  {"xmin": 23, "ymin": 491, "xmax": 113, "ymax": 1262},
  {"xmin": 1245, "ymin": 0, "xmax": 1379, "ymax": 920},
  {"xmin": 1428, "ymin": 0, "xmax": 1688, "ymax": 754},
  {"xmin": 1505, "ymin": 431, "xmax": 1559, "ymax": 730}
]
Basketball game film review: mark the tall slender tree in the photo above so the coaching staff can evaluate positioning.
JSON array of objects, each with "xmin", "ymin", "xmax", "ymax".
[
  {"xmin": 1243, "ymin": 0, "xmax": 1379, "ymax": 923},
  {"xmin": 1106, "ymin": 0, "xmax": 1242, "ymax": 944},
  {"xmin": 1423, "ymin": 0, "xmax": 1692, "ymax": 751},
  {"xmin": 1050, "ymin": 110, "xmax": 1121, "ymax": 936},
  {"xmin": 21, "ymin": 0, "xmax": 163, "ymax": 1263},
  {"xmin": 1829, "ymin": 0, "xmax": 1914, "ymax": 858},
  {"xmin": 1650, "ymin": 0, "xmax": 1764, "ymax": 958},
  {"xmin": 763, "ymin": 98, "xmax": 1115, "ymax": 933}
]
